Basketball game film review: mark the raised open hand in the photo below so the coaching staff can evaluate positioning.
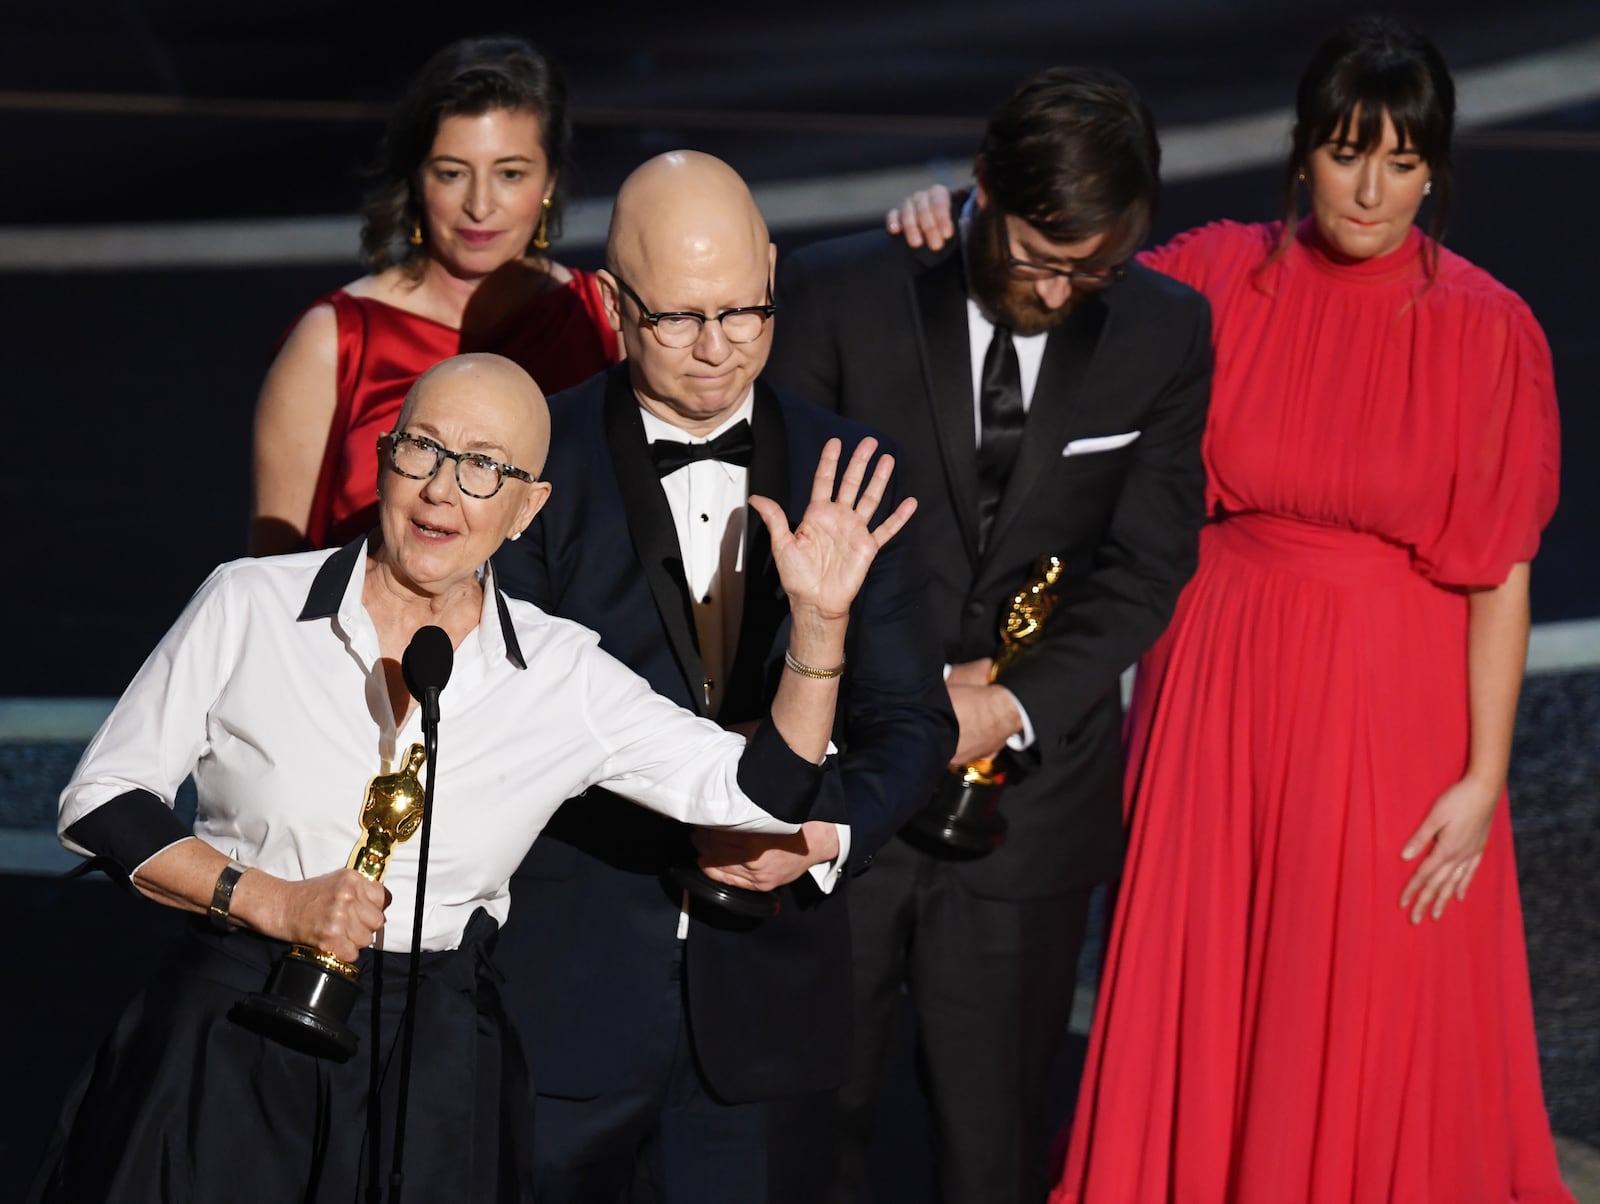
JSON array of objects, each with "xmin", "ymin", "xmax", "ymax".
[{"xmin": 749, "ymin": 437, "xmax": 916, "ymax": 623}]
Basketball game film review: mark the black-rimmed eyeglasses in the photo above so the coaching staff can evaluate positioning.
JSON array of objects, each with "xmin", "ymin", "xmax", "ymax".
[
  {"xmin": 611, "ymin": 273, "xmax": 776, "ymax": 348},
  {"xmin": 1004, "ymin": 252, "xmax": 1127, "ymax": 289},
  {"xmin": 384, "ymin": 431, "xmax": 537, "ymax": 499}
]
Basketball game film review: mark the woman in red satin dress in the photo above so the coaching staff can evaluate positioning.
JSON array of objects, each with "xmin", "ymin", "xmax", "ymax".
[
  {"xmin": 250, "ymin": 36, "xmax": 619, "ymax": 555},
  {"xmin": 891, "ymin": 17, "xmax": 1570, "ymax": 1203}
]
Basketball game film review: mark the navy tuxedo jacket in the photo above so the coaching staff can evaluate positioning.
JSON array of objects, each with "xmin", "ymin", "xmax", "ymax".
[
  {"xmin": 767, "ymin": 225, "xmax": 1213, "ymax": 898},
  {"xmin": 492, "ymin": 362, "xmax": 955, "ymax": 1103}
]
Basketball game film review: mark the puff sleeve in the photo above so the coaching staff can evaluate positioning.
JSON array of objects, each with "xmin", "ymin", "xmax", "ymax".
[{"xmin": 1410, "ymin": 293, "xmax": 1560, "ymax": 589}]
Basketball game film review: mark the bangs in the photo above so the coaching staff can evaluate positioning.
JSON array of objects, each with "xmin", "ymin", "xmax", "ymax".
[
  {"xmin": 1276, "ymin": 16, "xmax": 1457, "ymax": 279},
  {"xmin": 1306, "ymin": 63, "xmax": 1449, "ymax": 163}
]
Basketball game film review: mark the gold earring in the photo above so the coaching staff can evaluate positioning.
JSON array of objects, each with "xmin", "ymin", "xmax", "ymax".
[
  {"xmin": 507, "ymin": 529, "xmax": 522, "ymax": 542},
  {"xmin": 409, "ymin": 219, "xmax": 423, "ymax": 246},
  {"xmin": 1296, "ymin": 170, "xmax": 1306, "ymax": 183},
  {"xmin": 533, "ymin": 196, "xmax": 552, "ymax": 251}
]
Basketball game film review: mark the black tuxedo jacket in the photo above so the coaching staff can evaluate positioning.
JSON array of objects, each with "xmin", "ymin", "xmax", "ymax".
[
  {"xmin": 492, "ymin": 362, "xmax": 954, "ymax": 1103},
  {"xmin": 766, "ymin": 226, "xmax": 1212, "ymax": 897}
]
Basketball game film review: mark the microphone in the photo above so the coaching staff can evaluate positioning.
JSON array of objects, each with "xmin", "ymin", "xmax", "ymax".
[
  {"xmin": 401, "ymin": 625, "xmax": 453, "ymax": 727},
  {"xmin": 390, "ymin": 623, "xmax": 452, "ymax": 1203}
]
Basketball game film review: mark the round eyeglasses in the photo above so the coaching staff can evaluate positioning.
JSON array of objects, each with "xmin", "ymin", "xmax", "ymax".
[
  {"xmin": 385, "ymin": 431, "xmax": 537, "ymax": 499},
  {"xmin": 1004, "ymin": 252, "xmax": 1126, "ymax": 289},
  {"xmin": 610, "ymin": 273, "xmax": 776, "ymax": 349}
]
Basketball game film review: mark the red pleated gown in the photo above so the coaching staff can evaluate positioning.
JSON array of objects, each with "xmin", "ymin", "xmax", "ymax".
[{"xmin": 1051, "ymin": 220, "xmax": 1570, "ymax": 1204}]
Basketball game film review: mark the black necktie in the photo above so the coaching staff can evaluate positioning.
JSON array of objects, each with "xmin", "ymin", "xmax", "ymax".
[
  {"xmin": 648, "ymin": 420, "xmax": 755, "ymax": 477},
  {"xmin": 976, "ymin": 326, "xmax": 1024, "ymax": 549}
]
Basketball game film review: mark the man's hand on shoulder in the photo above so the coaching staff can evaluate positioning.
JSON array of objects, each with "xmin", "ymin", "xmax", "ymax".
[{"xmin": 694, "ymin": 821, "xmax": 842, "ymax": 892}]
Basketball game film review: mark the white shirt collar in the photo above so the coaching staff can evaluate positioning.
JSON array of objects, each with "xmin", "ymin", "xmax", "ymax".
[
  {"xmin": 308, "ymin": 535, "xmax": 525, "ymax": 674},
  {"xmin": 637, "ymin": 390, "xmax": 756, "ymax": 445}
]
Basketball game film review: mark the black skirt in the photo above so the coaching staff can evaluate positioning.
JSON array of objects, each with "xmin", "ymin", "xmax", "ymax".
[{"xmin": 29, "ymin": 908, "xmax": 532, "ymax": 1203}]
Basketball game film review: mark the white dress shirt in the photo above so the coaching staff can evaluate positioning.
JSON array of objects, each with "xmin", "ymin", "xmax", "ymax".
[
  {"xmin": 958, "ymin": 191, "xmax": 1050, "ymax": 438},
  {"xmin": 639, "ymin": 398, "xmax": 754, "ymax": 720},
  {"xmin": 955, "ymin": 199, "xmax": 1042, "ymax": 751},
  {"xmin": 640, "ymin": 396, "xmax": 850, "ymax": 905},
  {"xmin": 59, "ymin": 544, "xmax": 804, "ymax": 952},
  {"xmin": 964, "ymin": 299, "xmax": 1048, "ymax": 445}
]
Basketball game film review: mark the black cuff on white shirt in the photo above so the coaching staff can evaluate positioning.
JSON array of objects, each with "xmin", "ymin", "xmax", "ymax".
[
  {"xmin": 736, "ymin": 722, "xmax": 828, "ymax": 825},
  {"xmin": 64, "ymin": 789, "xmax": 193, "ymax": 875}
]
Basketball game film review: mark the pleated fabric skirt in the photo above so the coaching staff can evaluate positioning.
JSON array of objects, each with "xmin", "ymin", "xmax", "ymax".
[
  {"xmin": 29, "ymin": 907, "xmax": 532, "ymax": 1203},
  {"xmin": 1052, "ymin": 515, "xmax": 1572, "ymax": 1204}
]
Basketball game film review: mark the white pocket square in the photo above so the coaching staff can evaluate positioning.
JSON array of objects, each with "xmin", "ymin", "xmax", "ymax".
[{"xmin": 1062, "ymin": 431, "xmax": 1141, "ymax": 456}]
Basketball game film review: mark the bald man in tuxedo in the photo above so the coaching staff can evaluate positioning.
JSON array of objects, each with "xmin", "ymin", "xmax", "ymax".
[{"xmin": 494, "ymin": 151, "xmax": 955, "ymax": 1203}]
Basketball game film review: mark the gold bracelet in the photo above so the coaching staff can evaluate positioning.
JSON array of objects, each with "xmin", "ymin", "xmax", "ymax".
[{"xmin": 784, "ymin": 649, "xmax": 846, "ymax": 679}]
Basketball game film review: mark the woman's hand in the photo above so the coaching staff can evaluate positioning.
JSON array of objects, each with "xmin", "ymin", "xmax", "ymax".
[
  {"xmin": 694, "ymin": 821, "xmax": 842, "ymax": 892},
  {"xmin": 1398, "ymin": 777, "xmax": 1501, "ymax": 923},
  {"xmin": 885, "ymin": 184, "xmax": 957, "ymax": 251},
  {"xmin": 751, "ymin": 437, "xmax": 915, "ymax": 626},
  {"xmin": 246, "ymin": 868, "xmax": 391, "ymax": 964}
]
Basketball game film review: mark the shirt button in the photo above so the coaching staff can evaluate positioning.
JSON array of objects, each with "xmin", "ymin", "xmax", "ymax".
[
  {"xmin": 966, "ymin": 601, "xmax": 984, "ymax": 617},
  {"xmin": 700, "ymin": 513, "xmax": 710, "ymax": 522}
]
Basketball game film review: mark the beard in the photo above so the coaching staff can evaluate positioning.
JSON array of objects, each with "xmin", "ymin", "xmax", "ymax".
[{"xmin": 963, "ymin": 202, "xmax": 1081, "ymax": 336}]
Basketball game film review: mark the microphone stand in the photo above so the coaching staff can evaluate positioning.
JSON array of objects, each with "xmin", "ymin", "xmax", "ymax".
[{"xmin": 388, "ymin": 682, "xmax": 440, "ymax": 1204}]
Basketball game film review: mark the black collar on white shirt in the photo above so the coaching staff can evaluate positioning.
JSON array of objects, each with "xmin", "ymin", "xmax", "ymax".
[{"xmin": 295, "ymin": 533, "xmax": 527, "ymax": 670}]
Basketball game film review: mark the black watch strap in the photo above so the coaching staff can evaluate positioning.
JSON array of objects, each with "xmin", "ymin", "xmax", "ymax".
[{"xmin": 207, "ymin": 860, "xmax": 248, "ymax": 933}]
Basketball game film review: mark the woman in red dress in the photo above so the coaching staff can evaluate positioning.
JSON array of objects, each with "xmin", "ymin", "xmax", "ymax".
[
  {"xmin": 250, "ymin": 36, "xmax": 620, "ymax": 555},
  {"xmin": 1060, "ymin": 18, "xmax": 1569, "ymax": 1201},
  {"xmin": 891, "ymin": 16, "xmax": 1569, "ymax": 1202}
]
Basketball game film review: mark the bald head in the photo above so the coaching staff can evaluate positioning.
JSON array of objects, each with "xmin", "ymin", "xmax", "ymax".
[
  {"xmin": 601, "ymin": 152, "xmax": 776, "ymax": 434},
  {"xmin": 399, "ymin": 352, "xmax": 550, "ymax": 475},
  {"xmin": 376, "ymin": 352, "xmax": 553, "ymax": 592},
  {"xmin": 607, "ymin": 150, "xmax": 770, "ymax": 288}
]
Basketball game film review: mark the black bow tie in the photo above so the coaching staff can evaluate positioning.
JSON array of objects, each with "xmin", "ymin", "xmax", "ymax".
[{"xmin": 648, "ymin": 420, "xmax": 755, "ymax": 477}]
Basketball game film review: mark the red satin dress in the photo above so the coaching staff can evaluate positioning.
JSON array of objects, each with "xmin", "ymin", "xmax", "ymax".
[
  {"xmin": 1052, "ymin": 221, "xmax": 1571, "ymax": 1203},
  {"xmin": 304, "ymin": 269, "xmax": 619, "ymax": 549}
]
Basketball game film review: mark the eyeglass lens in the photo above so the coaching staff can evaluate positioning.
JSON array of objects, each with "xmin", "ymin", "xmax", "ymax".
[
  {"xmin": 390, "ymin": 434, "xmax": 506, "ymax": 498},
  {"xmin": 651, "ymin": 310, "xmax": 769, "ymax": 347}
]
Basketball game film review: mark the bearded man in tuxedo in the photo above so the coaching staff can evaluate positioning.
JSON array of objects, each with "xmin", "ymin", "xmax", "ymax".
[{"xmin": 765, "ymin": 68, "xmax": 1214, "ymax": 1204}]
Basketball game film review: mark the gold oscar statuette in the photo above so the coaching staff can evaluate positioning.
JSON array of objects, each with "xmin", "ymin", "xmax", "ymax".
[
  {"xmin": 907, "ymin": 556, "xmax": 1064, "ymax": 854},
  {"xmin": 237, "ymin": 743, "xmax": 428, "ymax": 1058}
]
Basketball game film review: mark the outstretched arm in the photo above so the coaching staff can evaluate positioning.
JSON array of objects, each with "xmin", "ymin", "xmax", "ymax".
[{"xmin": 697, "ymin": 447, "xmax": 955, "ymax": 889}]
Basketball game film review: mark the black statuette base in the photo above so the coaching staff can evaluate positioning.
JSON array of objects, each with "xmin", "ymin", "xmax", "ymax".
[
  {"xmin": 667, "ymin": 862, "xmax": 780, "ymax": 919},
  {"xmin": 902, "ymin": 773, "xmax": 1008, "ymax": 857},
  {"xmin": 235, "ymin": 951, "xmax": 361, "ymax": 1060}
]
